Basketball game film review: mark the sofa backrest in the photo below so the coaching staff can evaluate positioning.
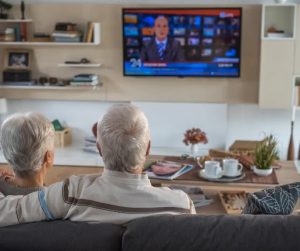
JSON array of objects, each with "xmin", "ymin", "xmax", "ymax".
[
  {"xmin": 1, "ymin": 215, "xmax": 300, "ymax": 251},
  {"xmin": 0, "ymin": 221, "xmax": 124, "ymax": 251},
  {"xmin": 123, "ymin": 214, "xmax": 300, "ymax": 251}
]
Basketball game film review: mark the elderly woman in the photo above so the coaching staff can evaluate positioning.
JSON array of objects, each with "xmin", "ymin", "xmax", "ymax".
[{"xmin": 0, "ymin": 112, "xmax": 55, "ymax": 195}]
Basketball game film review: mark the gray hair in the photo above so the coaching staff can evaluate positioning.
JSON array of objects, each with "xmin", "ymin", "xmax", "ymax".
[
  {"xmin": 0, "ymin": 112, "xmax": 55, "ymax": 178},
  {"xmin": 97, "ymin": 104, "xmax": 150, "ymax": 173}
]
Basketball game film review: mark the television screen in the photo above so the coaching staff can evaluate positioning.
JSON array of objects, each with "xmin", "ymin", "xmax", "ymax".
[{"xmin": 122, "ymin": 8, "xmax": 242, "ymax": 77}]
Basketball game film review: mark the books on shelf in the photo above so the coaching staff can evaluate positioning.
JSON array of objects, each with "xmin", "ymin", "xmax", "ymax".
[
  {"xmin": 70, "ymin": 74, "xmax": 99, "ymax": 86},
  {"xmin": 145, "ymin": 161, "xmax": 194, "ymax": 180},
  {"xmin": 1, "ymin": 81, "xmax": 35, "ymax": 86},
  {"xmin": 53, "ymin": 37, "xmax": 81, "ymax": 43},
  {"xmin": 52, "ymin": 31, "xmax": 81, "ymax": 38},
  {"xmin": 70, "ymin": 81, "xmax": 99, "ymax": 86},
  {"xmin": 169, "ymin": 185, "xmax": 214, "ymax": 207},
  {"xmin": 55, "ymin": 22, "xmax": 77, "ymax": 31},
  {"xmin": 85, "ymin": 22, "xmax": 94, "ymax": 42},
  {"xmin": 52, "ymin": 22, "xmax": 82, "ymax": 42}
]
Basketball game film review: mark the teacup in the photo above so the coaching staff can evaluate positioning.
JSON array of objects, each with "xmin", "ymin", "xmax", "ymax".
[
  {"xmin": 204, "ymin": 160, "xmax": 222, "ymax": 178},
  {"xmin": 222, "ymin": 158, "xmax": 243, "ymax": 177}
]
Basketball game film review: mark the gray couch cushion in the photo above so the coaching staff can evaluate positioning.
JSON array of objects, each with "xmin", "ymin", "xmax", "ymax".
[
  {"xmin": 0, "ymin": 220, "xmax": 124, "ymax": 251},
  {"xmin": 123, "ymin": 214, "xmax": 300, "ymax": 251}
]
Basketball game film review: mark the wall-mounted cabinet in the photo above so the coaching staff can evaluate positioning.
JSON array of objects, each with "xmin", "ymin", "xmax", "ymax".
[
  {"xmin": 262, "ymin": 4, "xmax": 296, "ymax": 40},
  {"xmin": 293, "ymin": 76, "xmax": 300, "ymax": 109},
  {"xmin": 259, "ymin": 4, "xmax": 297, "ymax": 108}
]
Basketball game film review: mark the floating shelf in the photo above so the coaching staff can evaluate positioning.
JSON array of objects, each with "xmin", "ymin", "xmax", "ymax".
[
  {"xmin": 58, "ymin": 63, "xmax": 102, "ymax": 68},
  {"xmin": 0, "ymin": 19, "xmax": 33, "ymax": 23},
  {"xmin": 0, "ymin": 22, "xmax": 101, "ymax": 45},
  {"xmin": 0, "ymin": 42, "xmax": 99, "ymax": 46},
  {"xmin": 0, "ymin": 85, "xmax": 101, "ymax": 90}
]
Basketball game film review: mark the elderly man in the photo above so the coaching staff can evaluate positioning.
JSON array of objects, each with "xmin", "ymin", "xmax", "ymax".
[
  {"xmin": 0, "ymin": 112, "xmax": 54, "ymax": 195},
  {"xmin": 0, "ymin": 104, "xmax": 195, "ymax": 227}
]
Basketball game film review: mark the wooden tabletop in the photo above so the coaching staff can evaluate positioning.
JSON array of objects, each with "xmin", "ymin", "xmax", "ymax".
[{"xmin": 2, "ymin": 160, "xmax": 299, "ymax": 191}]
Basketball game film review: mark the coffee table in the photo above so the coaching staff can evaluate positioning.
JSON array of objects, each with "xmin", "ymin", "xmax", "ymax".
[{"xmin": 1, "ymin": 159, "xmax": 299, "ymax": 214}]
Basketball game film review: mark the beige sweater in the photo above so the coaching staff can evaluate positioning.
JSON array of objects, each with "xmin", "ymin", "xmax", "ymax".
[{"xmin": 0, "ymin": 169, "xmax": 195, "ymax": 227}]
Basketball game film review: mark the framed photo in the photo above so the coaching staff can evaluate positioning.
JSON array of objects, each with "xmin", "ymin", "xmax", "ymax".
[{"xmin": 4, "ymin": 49, "xmax": 32, "ymax": 70}]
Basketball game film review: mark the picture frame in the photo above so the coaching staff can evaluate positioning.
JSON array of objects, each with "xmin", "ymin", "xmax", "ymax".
[{"xmin": 4, "ymin": 49, "xmax": 32, "ymax": 70}]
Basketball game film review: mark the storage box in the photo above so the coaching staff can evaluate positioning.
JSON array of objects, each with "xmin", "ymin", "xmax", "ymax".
[
  {"xmin": 54, "ymin": 128, "xmax": 72, "ymax": 148},
  {"xmin": 218, "ymin": 190, "xmax": 247, "ymax": 214},
  {"xmin": 229, "ymin": 140, "xmax": 263, "ymax": 156}
]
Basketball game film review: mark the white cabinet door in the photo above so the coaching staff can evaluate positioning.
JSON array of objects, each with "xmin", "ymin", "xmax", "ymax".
[{"xmin": 259, "ymin": 40, "xmax": 294, "ymax": 108}]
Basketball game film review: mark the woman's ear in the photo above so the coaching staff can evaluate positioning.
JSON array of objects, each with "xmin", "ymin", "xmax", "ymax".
[{"xmin": 146, "ymin": 140, "xmax": 151, "ymax": 156}]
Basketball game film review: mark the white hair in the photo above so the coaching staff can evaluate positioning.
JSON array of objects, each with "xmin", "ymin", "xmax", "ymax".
[
  {"xmin": 97, "ymin": 104, "xmax": 150, "ymax": 173},
  {"xmin": 0, "ymin": 112, "xmax": 55, "ymax": 178}
]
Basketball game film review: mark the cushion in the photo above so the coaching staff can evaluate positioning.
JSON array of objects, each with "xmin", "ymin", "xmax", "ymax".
[
  {"xmin": 0, "ymin": 220, "xmax": 124, "ymax": 251},
  {"xmin": 242, "ymin": 182, "xmax": 300, "ymax": 215},
  {"xmin": 123, "ymin": 214, "xmax": 300, "ymax": 251}
]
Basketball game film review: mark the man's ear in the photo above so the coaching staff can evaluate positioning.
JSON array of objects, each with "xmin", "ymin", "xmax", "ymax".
[
  {"xmin": 96, "ymin": 142, "xmax": 102, "ymax": 156},
  {"xmin": 44, "ymin": 150, "xmax": 54, "ymax": 169},
  {"xmin": 146, "ymin": 140, "xmax": 151, "ymax": 156}
]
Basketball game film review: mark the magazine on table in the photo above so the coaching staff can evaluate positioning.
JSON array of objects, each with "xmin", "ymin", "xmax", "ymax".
[
  {"xmin": 169, "ymin": 185, "xmax": 214, "ymax": 207},
  {"xmin": 145, "ymin": 160, "xmax": 194, "ymax": 180}
]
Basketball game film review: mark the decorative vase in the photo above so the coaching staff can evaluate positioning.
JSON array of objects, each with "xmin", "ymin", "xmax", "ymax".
[
  {"xmin": 190, "ymin": 143, "xmax": 200, "ymax": 158},
  {"xmin": 287, "ymin": 121, "xmax": 295, "ymax": 160},
  {"xmin": 253, "ymin": 166, "xmax": 273, "ymax": 176}
]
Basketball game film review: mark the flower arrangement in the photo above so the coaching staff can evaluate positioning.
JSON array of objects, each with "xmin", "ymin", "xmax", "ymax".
[{"xmin": 183, "ymin": 128, "xmax": 208, "ymax": 146}]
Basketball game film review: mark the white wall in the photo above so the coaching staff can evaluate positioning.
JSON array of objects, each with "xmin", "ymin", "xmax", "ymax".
[
  {"xmin": 4, "ymin": 100, "xmax": 297, "ymax": 159},
  {"xmin": 5, "ymin": 100, "xmax": 227, "ymax": 153},
  {"xmin": 227, "ymin": 104, "xmax": 299, "ymax": 160}
]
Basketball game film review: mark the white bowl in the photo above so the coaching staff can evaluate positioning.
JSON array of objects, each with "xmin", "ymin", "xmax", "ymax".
[{"xmin": 253, "ymin": 166, "xmax": 273, "ymax": 176}]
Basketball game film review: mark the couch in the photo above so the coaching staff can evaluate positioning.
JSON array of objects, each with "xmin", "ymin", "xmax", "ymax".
[{"xmin": 0, "ymin": 214, "xmax": 299, "ymax": 251}]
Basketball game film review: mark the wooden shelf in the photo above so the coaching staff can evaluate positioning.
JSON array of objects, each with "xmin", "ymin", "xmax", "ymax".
[
  {"xmin": 0, "ymin": 19, "xmax": 33, "ymax": 23},
  {"xmin": 58, "ymin": 63, "xmax": 102, "ymax": 67}
]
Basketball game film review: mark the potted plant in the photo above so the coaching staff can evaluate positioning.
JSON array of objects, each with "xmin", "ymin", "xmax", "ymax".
[
  {"xmin": 0, "ymin": 0, "xmax": 12, "ymax": 19},
  {"xmin": 183, "ymin": 128, "xmax": 208, "ymax": 158},
  {"xmin": 253, "ymin": 134, "xmax": 279, "ymax": 176}
]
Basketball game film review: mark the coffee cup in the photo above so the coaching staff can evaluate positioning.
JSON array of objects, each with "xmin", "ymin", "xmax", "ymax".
[
  {"xmin": 222, "ymin": 158, "xmax": 243, "ymax": 177},
  {"xmin": 204, "ymin": 160, "xmax": 222, "ymax": 178}
]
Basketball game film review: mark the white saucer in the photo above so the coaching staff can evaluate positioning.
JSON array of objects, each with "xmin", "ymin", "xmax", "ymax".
[
  {"xmin": 223, "ymin": 171, "xmax": 243, "ymax": 178},
  {"xmin": 199, "ymin": 169, "xmax": 246, "ymax": 182},
  {"xmin": 199, "ymin": 169, "xmax": 223, "ymax": 180}
]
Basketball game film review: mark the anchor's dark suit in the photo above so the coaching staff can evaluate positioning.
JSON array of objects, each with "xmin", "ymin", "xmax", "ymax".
[{"xmin": 140, "ymin": 38, "xmax": 185, "ymax": 62}]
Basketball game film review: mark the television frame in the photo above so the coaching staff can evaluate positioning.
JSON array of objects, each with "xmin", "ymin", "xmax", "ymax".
[{"xmin": 122, "ymin": 7, "xmax": 242, "ymax": 78}]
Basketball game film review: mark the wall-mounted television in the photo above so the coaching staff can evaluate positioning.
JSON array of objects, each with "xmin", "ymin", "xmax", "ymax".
[{"xmin": 122, "ymin": 8, "xmax": 242, "ymax": 77}]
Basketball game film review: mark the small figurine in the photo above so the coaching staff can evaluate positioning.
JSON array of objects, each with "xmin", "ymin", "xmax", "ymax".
[{"xmin": 21, "ymin": 0, "xmax": 25, "ymax": 20}]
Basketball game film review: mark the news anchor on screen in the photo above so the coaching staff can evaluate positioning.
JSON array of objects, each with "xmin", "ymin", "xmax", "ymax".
[{"xmin": 140, "ymin": 15, "xmax": 184, "ymax": 62}]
